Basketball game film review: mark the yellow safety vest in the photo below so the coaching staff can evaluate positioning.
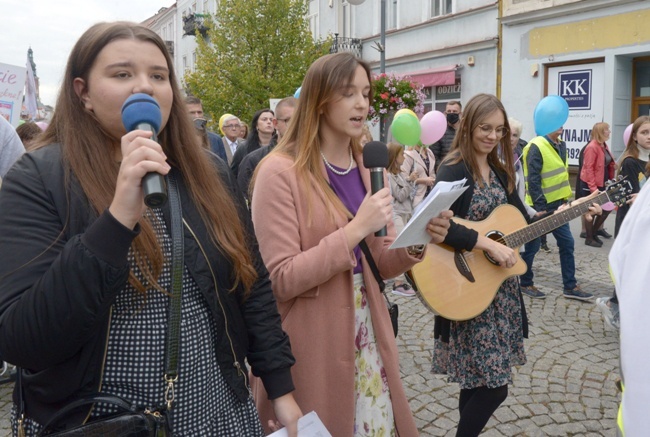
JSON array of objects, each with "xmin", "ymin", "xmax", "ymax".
[
  {"xmin": 522, "ymin": 136, "xmax": 572, "ymax": 206},
  {"xmin": 618, "ymin": 382, "xmax": 624, "ymax": 436}
]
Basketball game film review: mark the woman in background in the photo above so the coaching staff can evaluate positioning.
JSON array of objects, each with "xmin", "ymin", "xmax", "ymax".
[
  {"xmin": 577, "ymin": 122, "xmax": 616, "ymax": 247},
  {"xmin": 387, "ymin": 142, "xmax": 418, "ymax": 297},
  {"xmin": 402, "ymin": 143, "xmax": 435, "ymax": 208}
]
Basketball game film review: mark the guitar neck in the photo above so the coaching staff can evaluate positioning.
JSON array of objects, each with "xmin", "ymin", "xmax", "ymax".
[{"xmin": 505, "ymin": 191, "xmax": 610, "ymax": 248}]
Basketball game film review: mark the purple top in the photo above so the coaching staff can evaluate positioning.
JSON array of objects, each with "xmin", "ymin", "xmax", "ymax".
[{"xmin": 325, "ymin": 165, "xmax": 366, "ymax": 274}]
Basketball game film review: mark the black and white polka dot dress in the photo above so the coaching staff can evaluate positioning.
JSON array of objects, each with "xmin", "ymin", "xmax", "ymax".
[
  {"xmin": 91, "ymin": 209, "xmax": 264, "ymax": 436},
  {"xmin": 11, "ymin": 209, "xmax": 264, "ymax": 436}
]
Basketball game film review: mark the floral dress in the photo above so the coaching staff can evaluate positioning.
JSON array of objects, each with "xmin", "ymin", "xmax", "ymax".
[
  {"xmin": 431, "ymin": 171, "xmax": 527, "ymax": 389},
  {"xmin": 353, "ymin": 275, "xmax": 395, "ymax": 437}
]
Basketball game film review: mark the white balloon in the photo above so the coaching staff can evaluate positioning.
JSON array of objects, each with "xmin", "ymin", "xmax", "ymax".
[{"xmin": 347, "ymin": 0, "xmax": 366, "ymax": 5}]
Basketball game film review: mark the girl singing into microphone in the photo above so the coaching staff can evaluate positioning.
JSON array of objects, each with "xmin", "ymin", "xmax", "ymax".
[
  {"xmin": 249, "ymin": 52, "xmax": 452, "ymax": 436},
  {"xmin": 0, "ymin": 21, "xmax": 301, "ymax": 436}
]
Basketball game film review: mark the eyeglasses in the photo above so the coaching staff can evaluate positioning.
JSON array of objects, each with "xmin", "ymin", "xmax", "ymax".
[
  {"xmin": 258, "ymin": 116, "xmax": 275, "ymax": 123},
  {"xmin": 477, "ymin": 124, "xmax": 509, "ymax": 139},
  {"xmin": 276, "ymin": 117, "xmax": 291, "ymax": 124},
  {"xmin": 223, "ymin": 124, "xmax": 240, "ymax": 129}
]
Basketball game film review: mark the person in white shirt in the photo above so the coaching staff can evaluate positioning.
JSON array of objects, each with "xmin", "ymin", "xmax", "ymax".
[
  {"xmin": 609, "ymin": 180, "xmax": 650, "ymax": 436},
  {"xmin": 221, "ymin": 115, "xmax": 246, "ymax": 164},
  {"xmin": 0, "ymin": 116, "xmax": 25, "ymax": 180}
]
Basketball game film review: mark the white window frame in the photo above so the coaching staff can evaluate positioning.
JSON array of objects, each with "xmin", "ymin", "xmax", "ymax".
[
  {"xmin": 430, "ymin": 0, "xmax": 454, "ymax": 18},
  {"xmin": 387, "ymin": 0, "xmax": 399, "ymax": 30},
  {"xmin": 308, "ymin": 13, "xmax": 319, "ymax": 39}
]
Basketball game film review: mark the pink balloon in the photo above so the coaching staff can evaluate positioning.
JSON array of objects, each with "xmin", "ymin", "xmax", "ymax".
[
  {"xmin": 623, "ymin": 123, "xmax": 633, "ymax": 146},
  {"xmin": 419, "ymin": 110, "xmax": 447, "ymax": 145}
]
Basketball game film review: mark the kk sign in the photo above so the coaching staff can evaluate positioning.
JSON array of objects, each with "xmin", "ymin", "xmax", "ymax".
[
  {"xmin": 558, "ymin": 69, "xmax": 592, "ymax": 110},
  {"xmin": 548, "ymin": 62, "xmax": 603, "ymax": 166}
]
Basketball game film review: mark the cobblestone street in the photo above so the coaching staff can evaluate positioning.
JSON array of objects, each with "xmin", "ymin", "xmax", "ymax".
[{"xmin": 0, "ymin": 219, "xmax": 620, "ymax": 436}]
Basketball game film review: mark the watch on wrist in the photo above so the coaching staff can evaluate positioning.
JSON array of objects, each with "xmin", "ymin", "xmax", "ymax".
[{"xmin": 407, "ymin": 244, "xmax": 425, "ymax": 256}]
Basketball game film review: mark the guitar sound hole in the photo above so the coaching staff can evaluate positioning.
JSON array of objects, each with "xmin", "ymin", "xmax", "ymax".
[{"xmin": 484, "ymin": 231, "xmax": 505, "ymax": 265}]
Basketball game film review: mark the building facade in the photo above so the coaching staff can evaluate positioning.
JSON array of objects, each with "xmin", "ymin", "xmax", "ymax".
[
  {"xmin": 143, "ymin": 0, "xmax": 650, "ymax": 162},
  {"xmin": 310, "ymin": 0, "xmax": 500, "ymax": 115},
  {"xmin": 501, "ymin": 0, "xmax": 649, "ymax": 162}
]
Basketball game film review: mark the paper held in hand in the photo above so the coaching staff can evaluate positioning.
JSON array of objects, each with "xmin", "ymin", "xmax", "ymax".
[
  {"xmin": 267, "ymin": 411, "xmax": 332, "ymax": 437},
  {"xmin": 390, "ymin": 178, "xmax": 468, "ymax": 249}
]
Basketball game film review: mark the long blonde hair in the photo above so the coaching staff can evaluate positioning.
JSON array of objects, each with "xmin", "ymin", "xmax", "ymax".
[
  {"xmin": 34, "ymin": 22, "xmax": 257, "ymax": 295},
  {"xmin": 258, "ymin": 52, "xmax": 373, "ymax": 222}
]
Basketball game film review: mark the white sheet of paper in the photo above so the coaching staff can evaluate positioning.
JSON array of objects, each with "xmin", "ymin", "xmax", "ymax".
[
  {"xmin": 390, "ymin": 178, "xmax": 468, "ymax": 249},
  {"xmin": 267, "ymin": 411, "xmax": 332, "ymax": 437}
]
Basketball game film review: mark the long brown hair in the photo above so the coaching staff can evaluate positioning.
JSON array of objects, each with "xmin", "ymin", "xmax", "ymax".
[
  {"xmin": 387, "ymin": 142, "xmax": 404, "ymax": 175},
  {"xmin": 443, "ymin": 93, "xmax": 515, "ymax": 192},
  {"xmin": 34, "ymin": 22, "xmax": 256, "ymax": 295},
  {"xmin": 257, "ymin": 52, "xmax": 373, "ymax": 222},
  {"xmin": 617, "ymin": 115, "xmax": 650, "ymax": 175}
]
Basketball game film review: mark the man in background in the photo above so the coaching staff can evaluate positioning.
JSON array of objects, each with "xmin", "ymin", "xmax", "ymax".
[
  {"xmin": 237, "ymin": 96, "xmax": 297, "ymax": 202},
  {"xmin": 521, "ymin": 126, "xmax": 594, "ymax": 301},
  {"xmin": 430, "ymin": 100, "xmax": 462, "ymax": 171},
  {"xmin": 184, "ymin": 96, "xmax": 228, "ymax": 161},
  {"xmin": 221, "ymin": 115, "xmax": 246, "ymax": 165}
]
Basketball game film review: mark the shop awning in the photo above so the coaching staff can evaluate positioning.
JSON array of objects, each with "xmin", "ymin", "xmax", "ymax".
[{"xmin": 408, "ymin": 65, "xmax": 459, "ymax": 87}]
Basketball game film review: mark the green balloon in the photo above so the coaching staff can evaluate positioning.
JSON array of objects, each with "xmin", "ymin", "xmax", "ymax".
[{"xmin": 390, "ymin": 112, "xmax": 421, "ymax": 146}]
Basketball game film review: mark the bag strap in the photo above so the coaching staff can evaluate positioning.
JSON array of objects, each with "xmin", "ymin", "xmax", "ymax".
[
  {"xmin": 358, "ymin": 240, "xmax": 385, "ymax": 293},
  {"xmin": 164, "ymin": 173, "xmax": 183, "ymax": 411},
  {"xmin": 40, "ymin": 394, "xmax": 137, "ymax": 432}
]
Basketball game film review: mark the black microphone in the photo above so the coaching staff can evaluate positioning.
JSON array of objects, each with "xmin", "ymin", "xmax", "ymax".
[
  {"xmin": 121, "ymin": 93, "xmax": 167, "ymax": 208},
  {"xmin": 362, "ymin": 141, "xmax": 389, "ymax": 237}
]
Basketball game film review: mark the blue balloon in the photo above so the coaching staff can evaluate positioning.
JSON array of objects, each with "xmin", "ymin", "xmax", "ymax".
[
  {"xmin": 294, "ymin": 86, "xmax": 301, "ymax": 99},
  {"xmin": 534, "ymin": 95, "xmax": 569, "ymax": 136}
]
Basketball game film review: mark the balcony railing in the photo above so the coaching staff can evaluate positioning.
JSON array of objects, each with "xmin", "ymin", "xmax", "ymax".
[
  {"xmin": 329, "ymin": 33, "xmax": 362, "ymax": 58},
  {"xmin": 183, "ymin": 13, "xmax": 209, "ymax": 38}
]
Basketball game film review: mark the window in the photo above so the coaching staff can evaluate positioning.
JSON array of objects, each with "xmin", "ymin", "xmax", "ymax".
[
  {"xmin": 308, "ymin": 13, "xmax": 318, "ymax": 38},
  {"xmin": 431, "ymin": 0, "xmax": 453, "ymax": 18},
  {"xmin": 183, "ymin": 56, "xmax": 187, "ymax": 71},
  {"xmin": 192, "ymin": 51, "xmax": 197, "ymax": 71},
  {"xmin": 387, "ymin": 0, "xmax": 399, "ymax": 30},
  {"xmin": 203, "ymin": 0, "xmax": 209, "ymax": 12},
  {"xmin": 420, "ymin": 79, "xmax": 462, "ymax": 113}
]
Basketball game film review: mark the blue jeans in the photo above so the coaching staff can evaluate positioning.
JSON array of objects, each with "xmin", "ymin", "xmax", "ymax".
[{"xmin": 520, "ymin": 222, "xmax": 576, "ymax": 291}]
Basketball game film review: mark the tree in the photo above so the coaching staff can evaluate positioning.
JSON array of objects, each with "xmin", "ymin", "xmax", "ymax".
[{"xmin": 185, "ymin": 0, "xmax": 330, "ymax": 125}]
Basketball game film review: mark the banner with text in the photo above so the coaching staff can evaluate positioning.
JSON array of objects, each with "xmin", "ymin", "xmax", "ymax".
[
  {"xmin": 0, "ymin": 62, "xmax": 27, "ymax": 126},
  {"xmin": 547, "ymin": 62, "xmax": 604, "ymax": 166}
]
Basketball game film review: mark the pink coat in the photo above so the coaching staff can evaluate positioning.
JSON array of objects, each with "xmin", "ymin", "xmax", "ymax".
[
  {"xmin": 580, "ymin": 140, "xmax": 616, "ymax": 192},
  {"xmin": 250, "ymin": 152, "xmax": 421, "ymax": 437}
]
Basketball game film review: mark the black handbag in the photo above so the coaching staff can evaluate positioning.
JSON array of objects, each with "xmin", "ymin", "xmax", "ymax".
[
  {"xmin": 18, "ymin": 174, "xmax": 184, "ymax": 437},
  {"xmin": 359, "ymin": 240, "xmax": 398, "ymax": 337},
  {"xmin": 38, "ymin": 395, "xmax": 169, "ymax": 436}
]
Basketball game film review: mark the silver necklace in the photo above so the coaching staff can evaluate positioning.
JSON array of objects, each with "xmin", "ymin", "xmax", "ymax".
[{"xmin": 321, "ymin": 147, "xmax": 354, "ymax": 176}]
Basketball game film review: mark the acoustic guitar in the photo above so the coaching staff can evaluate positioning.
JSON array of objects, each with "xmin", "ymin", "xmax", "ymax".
[{"xmin": 408, "ymin": 179, "xmax": 631, "ymax": 321}]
